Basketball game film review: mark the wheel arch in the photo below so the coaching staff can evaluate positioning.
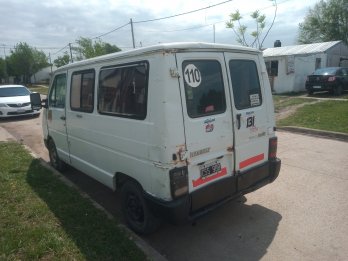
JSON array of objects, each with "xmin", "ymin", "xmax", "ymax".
[{"xmin": 114, "ymin": 172, "xmax": 143, "ymax": 191}]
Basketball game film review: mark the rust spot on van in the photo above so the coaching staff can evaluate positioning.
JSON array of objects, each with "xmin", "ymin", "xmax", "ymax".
[
  {"xmin": 171, "ymin": 144, "xmax": 187, "ymax": 164},
  {"xmin": 227, "ymin": 146, "xmax": 234, "ymax": 152}
]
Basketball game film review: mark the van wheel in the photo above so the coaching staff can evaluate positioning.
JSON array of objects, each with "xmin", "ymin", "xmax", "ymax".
[
  {"xmin": 48, "ymin": 139, "xmax": 66, "ymax": 171},
  {"xmin": 121, "ymin": 181, "xmax": 160, "ymax": 234},
  {"xmin": 334, "ymin": 85, "xmax": 342, "ymax": 96}
]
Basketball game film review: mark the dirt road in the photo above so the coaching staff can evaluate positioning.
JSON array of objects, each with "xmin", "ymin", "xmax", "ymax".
[{"xmin": 1, "ymin": 114, "xmax": 348, "ymax": 261}]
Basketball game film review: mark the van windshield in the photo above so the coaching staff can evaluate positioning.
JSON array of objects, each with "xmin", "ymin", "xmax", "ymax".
[{"xmin": 182, "ymin": 60, "xmax": 226, "ymax": 118}]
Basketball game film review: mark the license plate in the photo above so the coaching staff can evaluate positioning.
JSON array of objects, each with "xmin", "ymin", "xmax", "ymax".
[
  {"xmin": 17, "ymin": 109, "xmax": 25, "ymax": 113},
  {"xmin": 313, "ymin": 86, "xmax": 321, "ymax": 89},
  {"xmin": 200, "ymin": 161, "xmax": 221, "ymax": 178}
]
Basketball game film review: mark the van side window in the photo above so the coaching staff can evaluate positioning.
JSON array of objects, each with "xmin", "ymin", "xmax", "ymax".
[
  {"xmin": 229, "ymin": 60, "xmax": 262, "ymax": 110},
  {"xmin": 98, "ymin": 62, "xmax": 148, "ymax": 120},
  {"xmin": 49, "ymin": 74, "xmax": 66, "ymax": 108},
  {"xmin": 70, "ymin": 70, "xmax": 95, "ymax": 113},
  {"xmin": 182, "ymin": 60, "xmax": 226, "ymax": 118}
]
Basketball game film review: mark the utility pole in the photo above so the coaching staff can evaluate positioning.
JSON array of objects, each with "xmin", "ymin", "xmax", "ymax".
[
  {"xmin": 48, "ymin": 52, "xmax": 53, "ymax": 73},
  {"xmin": 130, "ymin": 18, "xmax": 135, "ymax": 48},
  {"xmin": 68, "ymin": 43, "xmax": 74, "ymax": 63},
  {"xmin": 213, "ymin": 24, "xmax": 216, "ymax": 43}
]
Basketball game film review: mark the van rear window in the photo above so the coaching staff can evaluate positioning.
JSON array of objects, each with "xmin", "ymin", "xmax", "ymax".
[
  {"xmin": 229, "ymin": 60, "xmax": 262, "ymax": 110},
  {"xmin": 98, "ymin": 62, "xmax": 148, "ymax": 120},
  {"xmin": 182, "ymin": 60, "xmax": 226, "ymax": 118}
]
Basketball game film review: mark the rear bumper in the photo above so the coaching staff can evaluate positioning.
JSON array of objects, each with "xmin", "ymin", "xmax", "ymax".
[{"xmin": 145, "ymin": 158, "xmax": 281, "ymax": 223}]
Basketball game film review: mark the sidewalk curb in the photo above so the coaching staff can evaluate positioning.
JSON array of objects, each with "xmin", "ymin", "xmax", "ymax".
[
  {"xmin": 277, "ymin": 126, "xmax": 348, "ymax": 142},
  {"xmin": 0, "ymin": 127, "xmax": 167, "ymax": 261}
]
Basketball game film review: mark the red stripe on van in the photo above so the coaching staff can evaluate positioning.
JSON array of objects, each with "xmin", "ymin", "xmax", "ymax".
[
  {"xmin": 239, "ymin": 153, "xmax": 264, "ymax": 169},
  {"xmin": 192, "ymin": 167, "xmax": 227, "ymax": 188}
]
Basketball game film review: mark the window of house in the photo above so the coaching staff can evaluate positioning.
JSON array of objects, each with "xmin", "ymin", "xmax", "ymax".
[
  {"xmin": 229, "ymin": 60, "xmax": 262, "ymax": 110},
  {"xmin": 98, "ymin": 62, "xmax": 148, "ymax": 120},
  {"xmin": 49, "ymin": 74, "xmax": 66, "ymax": 108},
  {"xmin": 182, "ymin": 60, "xmax": 226, "ymax": 118},
  {"xmin": 70, "ymin": 70, "xmax": 95, "ymax": 113},
  {"xmin": 265, "ymin": 60, "xmax": 278, "ymax": 76},
  {"xmin": 315, "ymin": 58, "xmax": 321, "ymax": 70}
]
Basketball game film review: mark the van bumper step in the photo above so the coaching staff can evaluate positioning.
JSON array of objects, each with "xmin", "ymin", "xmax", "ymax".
[{"xmin": 144, "ymin": 158, "xmax": 281, "ymax": 224}]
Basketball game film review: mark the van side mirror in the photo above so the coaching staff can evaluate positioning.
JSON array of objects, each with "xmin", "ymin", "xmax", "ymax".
[{"xmin": 30, "ymin": 93, "xmax": 47, "ymax": 110}]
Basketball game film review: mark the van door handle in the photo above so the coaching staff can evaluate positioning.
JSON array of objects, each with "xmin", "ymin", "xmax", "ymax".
[
  {"xmin": 236, "ymin": 113, "xmax": 241, "ymax": 130},
  {"xmin": 60, "ymin": 116, "xmax": 66, "ymax": 120},
  {"xmin": 76, "ymin": 114, "xmax": 83, "ymax": 118}
]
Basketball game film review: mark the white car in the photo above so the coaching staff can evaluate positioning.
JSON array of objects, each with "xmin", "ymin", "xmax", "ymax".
[{"xmin": 0, "ymin": 85, "xmax": 41, "ymax": 118}]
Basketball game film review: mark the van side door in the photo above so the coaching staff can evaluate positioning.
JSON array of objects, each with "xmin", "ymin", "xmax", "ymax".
[
  {"xmin": 224, "ymin": 53, "xmax": 271, "ymax": 173},
  {"xmin": 47, "ymin": 73, "xmax": 70, "ymax": 163}
]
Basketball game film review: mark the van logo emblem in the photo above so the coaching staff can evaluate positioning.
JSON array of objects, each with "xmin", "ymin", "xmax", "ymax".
[
  {"xmin": 204, "ymin": 118, "xmax": 215, "ymax": 132},
  {"xmin": 17, "ymin": 103, "xmax": 22, "ymax": 107}
]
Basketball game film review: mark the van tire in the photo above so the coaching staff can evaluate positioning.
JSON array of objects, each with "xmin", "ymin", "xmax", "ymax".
[
  {"xmin": 121, "ymin": 181, "xmax": 160, "ymax": 234},
  {"xmin": 48, "ymin": 139, "xmax": 66, "ymax": 172}
]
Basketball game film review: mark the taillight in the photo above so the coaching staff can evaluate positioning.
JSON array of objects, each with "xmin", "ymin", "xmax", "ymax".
[
  {"xmin": 169, "ymin": 167, "xmax": 188, "ymax": 199},
  {"xmin": 269, "ymin": 137, "xmax": 278, "ymax": 159},
  {"xmin": 328, "ymin": 76, "xmax": 336, "ymax": 82}
]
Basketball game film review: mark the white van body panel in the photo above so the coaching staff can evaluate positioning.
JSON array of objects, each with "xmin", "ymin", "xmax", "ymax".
[{"xmin": 42, "ymin": 42, "xmax": 280, "ymax": 216}]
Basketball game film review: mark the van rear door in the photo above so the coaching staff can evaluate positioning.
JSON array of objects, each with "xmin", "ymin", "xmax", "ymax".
[
  {"xmin": 224, "ymin": 52, "xmax": 270, "ymax": 173},
  {"xmin": 175, "ymin": 53, "xmax": 234, "ymax": 195}
]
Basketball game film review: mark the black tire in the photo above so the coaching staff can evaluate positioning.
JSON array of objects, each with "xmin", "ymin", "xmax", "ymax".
[
  {"xmin": 334, "ymin": 85, "xmax": 342, "ymax": 96},
  {"xmin": 48, "ymin": 139, "xmax": 66, "ymax": 171},
  {"xmin": 307, "ymin": 90, "xmax": 313, "ymax": 95},
  {"xmin": 121, "ymin": 181, "xmax": 160, "ymax": 234}
]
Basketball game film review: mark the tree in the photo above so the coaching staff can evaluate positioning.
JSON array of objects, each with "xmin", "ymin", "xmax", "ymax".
[
  {"xmin": 72, "ymin": 37, "xmax": 121, "ymax": 61},
  {"xmin": 54, "ymin": 52, "xmax": 70, "ymax": 67},
  {"xmin": 226, "ymin": 0, "xmax": 277, "ymax": 49},
  {"xmin": 298, "ymin": 0, "xmax": 348, "ymax": 45},
  {"xmin": 0, "ymin": 58, "xmax": 5, "ymax": 82},
  {"xmin": 7, "ymin": 42, "xmax": 49, "ymax": 83}
]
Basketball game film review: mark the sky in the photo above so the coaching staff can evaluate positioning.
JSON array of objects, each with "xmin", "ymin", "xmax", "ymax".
[{"xmin": 0, "ymin": 0, "xmax": 320, "ymax": 61}]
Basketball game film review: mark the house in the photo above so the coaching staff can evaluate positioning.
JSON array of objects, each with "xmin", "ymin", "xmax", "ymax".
[
  {"xmin": 263, "ymin": 41, "xmax": 348, "ymax": 93},
  {"xmin": 31, "ymin": 65, "xmax": 57, "ymax": 84}
]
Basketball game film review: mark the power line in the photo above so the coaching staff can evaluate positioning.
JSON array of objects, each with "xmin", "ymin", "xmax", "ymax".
[
  {"xmin": 90, "ymin": 21, "xmax": 130, "ymax": 39},
  {"xmin": 52, "ymin": 44, "xmax": 69, "ymax": 56},
  {"xmin": 133, "ymin": 0, "xmax": 233, "ymax": 24},
  {"xmin": 139, "ymin": 0, "xmax": 290, "ymax": 34}
]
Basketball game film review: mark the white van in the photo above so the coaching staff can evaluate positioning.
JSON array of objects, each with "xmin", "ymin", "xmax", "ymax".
[{"xmin": 31, "ymin": 42, "xmax": 281, "ymax": 234}]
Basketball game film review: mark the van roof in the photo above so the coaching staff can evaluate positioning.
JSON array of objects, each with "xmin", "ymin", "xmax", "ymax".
[{"xmin": 57, "ymin": 42, "xmax": 260, "ymax": 71}]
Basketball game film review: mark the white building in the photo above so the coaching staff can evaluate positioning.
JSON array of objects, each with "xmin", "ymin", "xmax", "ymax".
[
  {"xmin": 31, "ymin": 65, "xmax": 57, "ymax": 84},
  {"xmin": 263, "ymin": 41, "xmax": 348, "ymax": 93}
]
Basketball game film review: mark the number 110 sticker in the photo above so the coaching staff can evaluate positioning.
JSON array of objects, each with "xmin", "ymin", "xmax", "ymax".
[{"xmin": 184, "ymin": 64, "xmax": 202, "ymax": 88}]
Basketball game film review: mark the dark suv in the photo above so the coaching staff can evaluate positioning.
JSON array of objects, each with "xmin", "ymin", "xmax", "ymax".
[{"xmin": 305, "ymin": 67, "xmax": 348, "ymax": 95}]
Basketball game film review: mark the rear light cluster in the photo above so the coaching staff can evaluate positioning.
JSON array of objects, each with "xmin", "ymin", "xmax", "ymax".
[
  {"xmin": 268, "ymin": 137, "xmax": 278, "ymax": 159},
  {"xmin": 169, "ymin": 167, "xmax": 188, "ymax": 199}
]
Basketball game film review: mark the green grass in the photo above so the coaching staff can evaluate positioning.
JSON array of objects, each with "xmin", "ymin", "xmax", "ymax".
[
  {"xmin": 28, "ymin": 84, "xmax": 49, "ymax": 95},
  {"xmin": 0, "ymin": 142, "xmax": 146, "ymax": 261},
  {"xmin": 277, "ymin": 100, "xmax": 348, "ymax": 134},
  {"xmin": 273, "ymin": 96, "xmax": 317, "ymax": 112}
]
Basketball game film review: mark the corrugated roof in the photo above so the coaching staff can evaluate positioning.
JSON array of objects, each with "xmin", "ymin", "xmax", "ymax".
[{"xmin": 263, "ymin": 41, "xmax": 342, "ymax": 57}]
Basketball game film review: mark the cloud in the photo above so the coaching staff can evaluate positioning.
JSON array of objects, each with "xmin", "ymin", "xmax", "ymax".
[{"xmin": 0, "ymin": 0, "xmax": 319, "ymax": 59}]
